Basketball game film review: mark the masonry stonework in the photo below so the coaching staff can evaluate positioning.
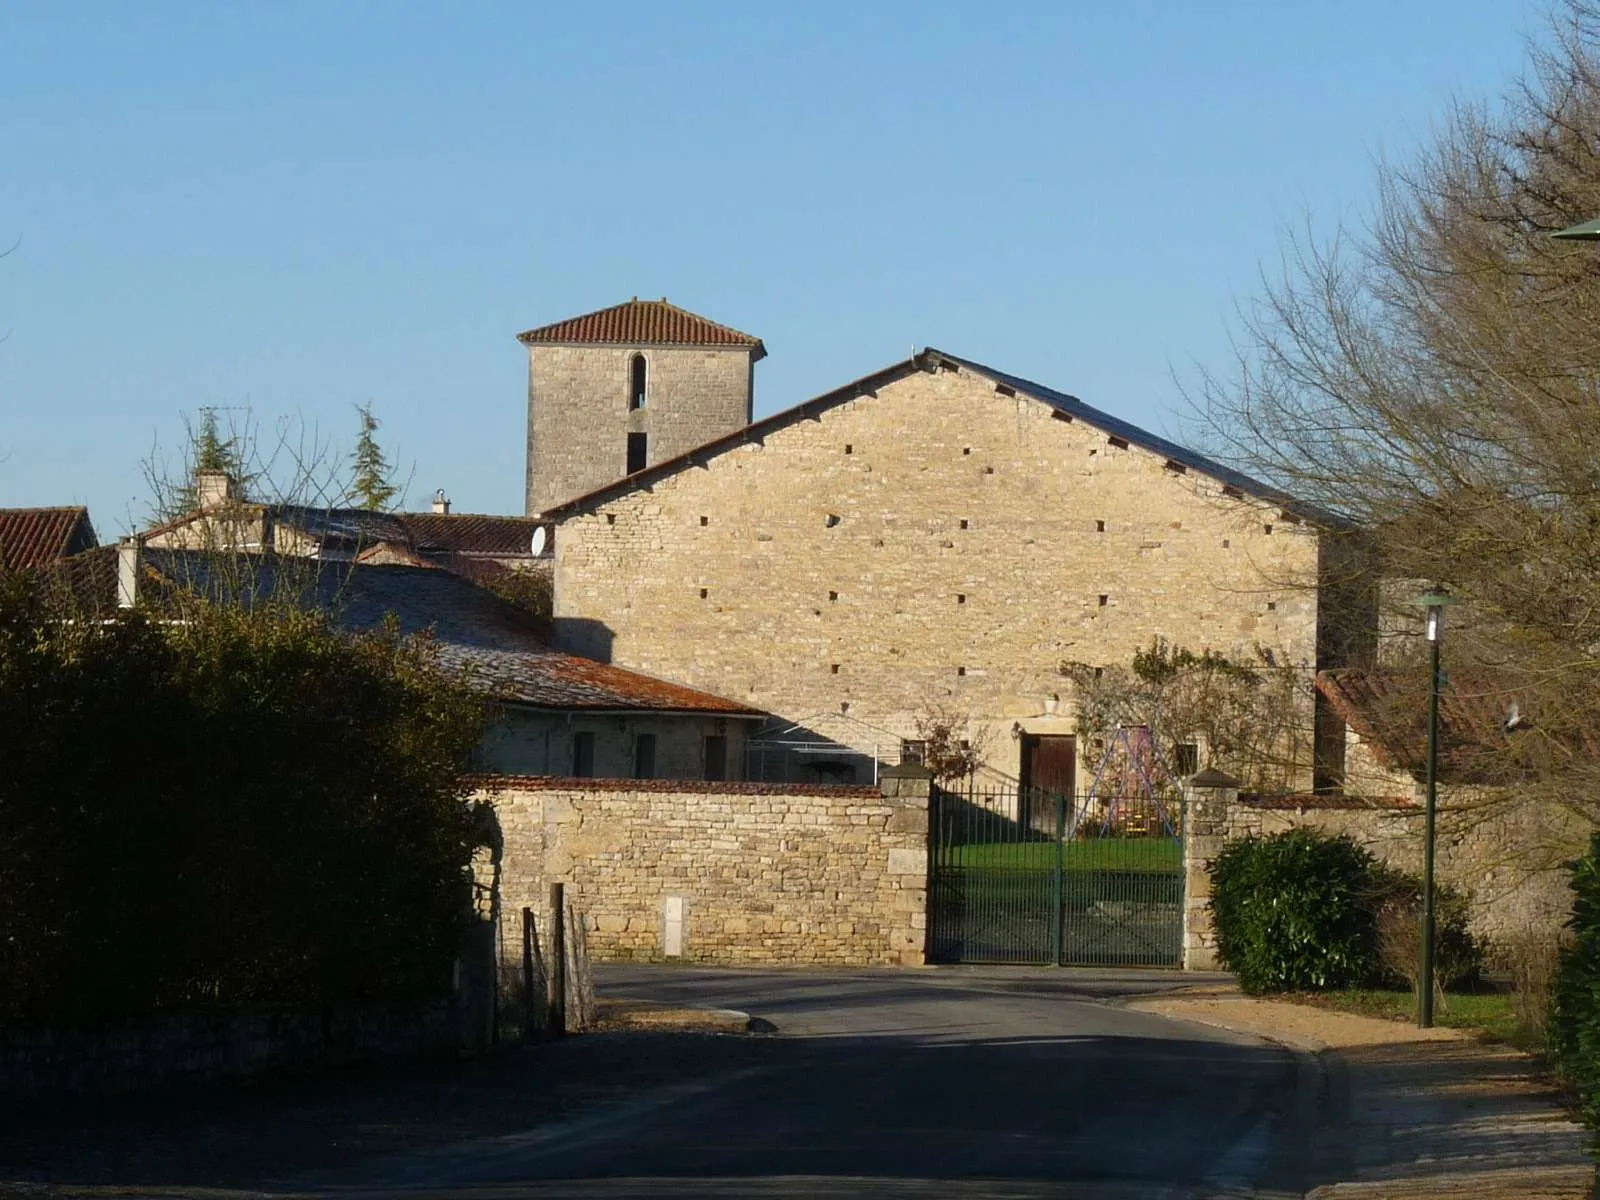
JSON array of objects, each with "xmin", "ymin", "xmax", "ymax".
[
  {"xmin": 526, "ymin": 345, "xmax": 756, "ymax": 515},
  {"xmin": 475, "ymin": 775, "xmax": 929, "ymax": 966},
  {"xmin": 554, "ymin": 360, "xmax": 1326, "ymax": 784},
  {"xmin": 479, "ymin": 710, "xmax": 750, "ymax": 780}
]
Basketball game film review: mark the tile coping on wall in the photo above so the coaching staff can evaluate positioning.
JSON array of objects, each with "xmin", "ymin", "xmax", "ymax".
[
  {"xmin": 1237, "ymin": 792, "xmax": 1416, "ymax": 811},
  {"xmin": 463, "ymin": 773, "xmax": 884, "ymax": 798}
]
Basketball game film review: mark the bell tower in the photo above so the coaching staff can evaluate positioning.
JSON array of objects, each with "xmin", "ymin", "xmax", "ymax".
[{"xmin": 518, "ymin": 297, "xmax": 765, "ymax": 515}]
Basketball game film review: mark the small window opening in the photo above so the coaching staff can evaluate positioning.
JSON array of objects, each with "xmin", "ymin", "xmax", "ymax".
[
  {"xmin": 825, "ymin": 514, "xmax": 841, "ymax": 527},
  {"xmin": 1174, "ymin": 743, "xmax": 1199, "ymax": 776},
  {"xmin": 1222, "ymin": 538, "xmax": 1231, "ymax": 548},
  {"xmin": 633, "ymin": 733, "xmax": 657, "ymax": 780},
  {"xmin": 1163, "ymin": 459, "xmax": 1187, "ymax": 474},
  {"xmin": 957, "ymin": 666, "xmax": 967, "ymax": 677},
  {"xmin": 1222, "ymin": 484, "xmax": 1244, "ymax": 499},
  {"xmin": 1098, "ymin": 594, "xmax": 1109, "ymax": 607},
  {"xmin": 828, "ymin": 590, "xmax": 838, "ymax": 602},
  {"xmin": 1094, "ymin": 667, "xmax": 1104, "ymax": 679},
  {"xmin": 844, "ymin": 444, "xmax": 853, "ymax": 455},
  {"xmin": 606, "ymin": 513, "xmax": 616, "ymax": 526},
  {"xmin": 1108, "ymin": 435, "xmax": 1130, "ymax": 450},
  {"xmin": 959, "ymin": 519, "xmax": 969, "ymax": 530},
  {"xmin": 699, "ymin": 588, "xmax": 708, "ymax": 599},
  {"xmin": 629, "ymin": 354, "xmax": 647, "ymax": 410},
  {"xmin": 830, "ymin": 663, "xmax": 840, "ymax": 675},
  {"xmin": 984, "ymin": 466, "xmax": 995, "ymax": 474},
  {"xmin": 1266, "ymin": 601, "xmax": 1277, "ymax": 611},
  {"xmin": 572, "ymin": 731, "xmax": 595, "ymax": 779},
  {"xmin": 627, "ymin": 431, "xmax": 648, "ymax": 475},
  {"xmin": 956, "ymin": 594, "xmax": 966, "ymax": 605},
  {"xmin": 700, "ymin": 515, "xmax": 708, "ymax": 526},
  {"xmin": 962, "ymin": 447, "xmax": 972, "ymax": 456},
  {"xmin": 900, "ymin": 739, "xmax": 927, "ymax": 766},
  {"xmin": 1264, "ymin": 523, "xmax": 1274, "ymax": 536},
  {"xmin": 703, "ymin": 735, "xmax": 728, "ymax": 782},
  {"xmin": 1095, "ymin": 520, "xmax": 1105, "ymax": 533}
]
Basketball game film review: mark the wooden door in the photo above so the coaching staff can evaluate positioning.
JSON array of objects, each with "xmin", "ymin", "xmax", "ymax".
[{"xmin": 1019, "ymin": 734, "xmax": 1076, "ymax": 833}]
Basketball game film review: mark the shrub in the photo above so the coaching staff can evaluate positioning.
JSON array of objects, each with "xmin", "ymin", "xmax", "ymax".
[
  {"xmin": 1551, "ymin": 832, "xmax": 1600, "ymax": 1146},
  {"xmin": 0, "ymin": 575, "xmax": 488, "ymax": 1025},
  {"xmin": 1370, "ymin": 869, "xmax": 1483, "ymax": 999},
  {"xmin": 1210, "ymin": 829, "xmax": 1380, "ymax": 994}
]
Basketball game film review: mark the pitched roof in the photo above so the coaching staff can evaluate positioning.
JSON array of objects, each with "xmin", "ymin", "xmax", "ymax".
[
  {"xmin": 0, "ymin": 507, "xmax": 97, "ymax": 571},
  {"xmin": 516, "ymin": 298, "xmax": 766, "ymax": 360},
  {"xmin": 535, "ymin": 349, "xmax": 1326, "ymax": 522},
  {"xmin": 129, "ymin": 550, "xmax": 761, "ymax": 717},
  {"xmin": 395, "ymin": 513, "xmax": 548, "ymax": 557},
  {"xmin": 1315, "ymin": 667, "xmax": 1534, "ymax": 783}
]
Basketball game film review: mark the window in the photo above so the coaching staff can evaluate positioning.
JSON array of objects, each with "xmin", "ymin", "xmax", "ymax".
[
  {"xmin": 629, "ymin": 354, "xmax": 647, "ymax": 410},
  {"xmin": 1174, "ymin": 743, "xmax": 1199, "ymax": 777},
  {"xmin": 633, "ymin": 733, "xmax": 657, "ymax": 780},
  {"xmin": 572, "ymin": 731, "xmax": 595, "ymax": 778},
  {"xmin": 627, "ymin": 432, "xmax": 648, "ymax": 474},
  {"xmin": 900, "ymin": 739, "xmax": 926, "ymax": 766},
  {"xmin": 704, "ymin": 734, "xmax": 728, "ymax": 782}
]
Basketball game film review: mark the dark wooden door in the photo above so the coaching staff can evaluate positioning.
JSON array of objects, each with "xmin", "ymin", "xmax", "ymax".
[{"xmin": 1019, "ymin": 734, "xmax": 1075, "ymax": 833}]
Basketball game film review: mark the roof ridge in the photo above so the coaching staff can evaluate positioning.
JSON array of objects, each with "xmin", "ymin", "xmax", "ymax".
[{"xmin": 516, "ymin": 297, "xmax": 765, "ymax": 354}]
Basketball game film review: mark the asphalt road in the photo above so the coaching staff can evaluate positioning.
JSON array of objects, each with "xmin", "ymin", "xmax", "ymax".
[{"xmin": 2, "ymin": 966, "xmax": 1315, "ymax": 1199}]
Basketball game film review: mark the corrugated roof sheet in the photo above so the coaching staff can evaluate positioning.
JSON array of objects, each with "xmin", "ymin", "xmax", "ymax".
[
  {"xmin": 517, "ymin": 298, "xmax": 766, "ymax": 358},
  {"xmin": 136, "ymin": 550, "xmax": 760, "ymax": 716},
  {"xmin": 0, "ymin": 507, "xmax": 97, "ymax": 571}
]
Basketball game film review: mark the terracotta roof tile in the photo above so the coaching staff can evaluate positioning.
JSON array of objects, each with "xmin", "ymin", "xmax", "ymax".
[
  {"xmin": 517, "ymin": 298, "xmax": 765, "ymax": 358},
  {"xmin": 0, "ymin": 507, "xmax": 97, "ymax": 571},
  {"xmin": 466, "ymin": 774, "xmax": 878, "ymax": 797},
  {"xmin": 396, "ymin": 513, "xmax": 548, "ymax": 557}
]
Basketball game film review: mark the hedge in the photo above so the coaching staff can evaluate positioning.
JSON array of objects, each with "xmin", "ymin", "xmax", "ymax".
[
  {"xmin": 1551, "ymin": 831, "xmax": 1600, "ymax": 1148},
  {"xmin": 0, "ymin": 574, "xmax": 489, "ymax": 1025}
]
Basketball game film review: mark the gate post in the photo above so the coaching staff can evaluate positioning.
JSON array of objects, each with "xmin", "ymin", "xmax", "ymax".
[
  {"xmin": 880, "ymin": 763, "xmax": 933, "ymax": 966},
  {"xmin": 1181, "ymin": 768, "xmax": 1239, "ymax": 971}
]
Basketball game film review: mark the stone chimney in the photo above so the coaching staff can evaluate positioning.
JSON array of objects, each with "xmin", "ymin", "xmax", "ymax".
[
  {"xmin": 432, "ymin": 488, "xmax": 451, "ymax": 515},
  {"xmin": 195, "ymin": 469, "xmax": 238, "ymax": 509}
]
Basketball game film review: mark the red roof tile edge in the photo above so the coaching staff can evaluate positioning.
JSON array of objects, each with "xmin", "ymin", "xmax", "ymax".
[
  {"xmin": 1238, "ymin": 792, "xmax": 1416, "ymax": 811},
  {"xmin": 464, "ymin": 774, "xmax": 883, "ymax": 798}
]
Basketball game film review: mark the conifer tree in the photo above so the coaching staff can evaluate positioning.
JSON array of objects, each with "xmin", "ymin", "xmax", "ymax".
[{"xmin": 348, "ymin": 403, "xmax": 399, "ymax": 511}]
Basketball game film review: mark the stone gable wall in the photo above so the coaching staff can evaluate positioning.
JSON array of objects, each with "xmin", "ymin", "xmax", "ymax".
[
  {"xmin": 476, "ymin": 774, "xmax": 929, "ymax": 966},
  {"xmin": 526, "ymin": 344, "xmax": 754, "ymax": 515},
  {"xmin": 553, "ymin": 361, "xmax": 1326, "ymax": 784}
]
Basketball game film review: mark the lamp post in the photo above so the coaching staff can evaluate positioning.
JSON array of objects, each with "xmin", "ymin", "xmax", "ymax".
[
  {"xmin": 1553, "ymin": 218, "xmax": 1600, "ymax": 240},
  {"xmin": 1414, "ymin": 588, "xmax": 1455, "ymax": 1028}
]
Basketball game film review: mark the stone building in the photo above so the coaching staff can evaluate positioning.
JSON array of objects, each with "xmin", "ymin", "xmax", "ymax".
[
  {"xmin": 518, "ymin": 298, "xmax": 765, "ymax": 514},
  {"xmin": 539, "ymin": 348, "xmax": 1372, "ymax": 793}
]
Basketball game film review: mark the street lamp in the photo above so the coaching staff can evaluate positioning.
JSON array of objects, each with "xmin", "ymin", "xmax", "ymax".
[
  {"xmin": 1554, "ymin": 217, "xmax": 1600, "ymax": 240},
  {"xmin": 1413, "ymin": 587, "xmax": 1455, "ymax": 1028}
]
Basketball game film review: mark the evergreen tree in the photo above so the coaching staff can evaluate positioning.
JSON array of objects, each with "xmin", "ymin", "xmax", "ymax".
[{"xmin": 348, "ymin": 403, "xmax": 399, "ymax": 511}]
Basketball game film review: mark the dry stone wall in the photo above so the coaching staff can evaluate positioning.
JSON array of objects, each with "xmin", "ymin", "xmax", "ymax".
[
  {"xmin": 475, "ymin": 773, "xmax": 930, "ymax": 966},
  {"xmin": 554, "ymin": 359, "xmax": 1326, "ymax": 784}
]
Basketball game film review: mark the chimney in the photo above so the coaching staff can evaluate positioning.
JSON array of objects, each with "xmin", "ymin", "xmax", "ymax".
[
  {"xmin": 116, "ymin": 538, "xmax": 142, "ymax": 609},
  {"xmin": 432, "ymin": 488, "xmax": 451, "ymax": 515},
  {"xmin": 195, "ymin": 469, "xmax": 238, "ymax": 509}
]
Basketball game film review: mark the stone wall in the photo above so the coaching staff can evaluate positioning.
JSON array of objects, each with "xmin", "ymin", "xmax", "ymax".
[
  {"xmin": 473, "ymin": 768, "xmax": 931, "ymax": 966},
  {"xmin": 1182, "ymin": 778, "xmax": 1588, "ymax": 962},
  {"xmin": 0, "ymin": 999, "xmax": 457, "ymax": 1106},
  {"xmin": 526, "ymin": 344, "xmax": 756, "ymax": 514},
  {"xmin": 554, "ymin": 358, "xmax": 1328, "ymax": 787}
]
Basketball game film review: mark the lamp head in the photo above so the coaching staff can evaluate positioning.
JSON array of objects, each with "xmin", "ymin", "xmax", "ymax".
[{"xmin": 1413, "ymin": 588, "xmax": 1456, "ymax": 643}]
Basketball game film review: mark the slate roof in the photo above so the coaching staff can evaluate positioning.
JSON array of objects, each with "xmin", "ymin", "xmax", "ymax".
[
  {"xmin": 134, "ymin": 550, "xmax": 761, "ymax": 716},
  {"xmin": 536, "ymin": 349, "xmax": 1325, "ymax": 522},
  {"xmin": 0, "ymin": 507, "xmax": 97, "ymax": 571},
  {"xmin": 516, "ymin": 298, "xmax": 766, "ymax": 360}
]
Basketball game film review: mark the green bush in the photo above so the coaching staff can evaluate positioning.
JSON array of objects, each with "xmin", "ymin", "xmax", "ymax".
[
  {"xmin": 1210, "ymin": 829, "xmax": 1381, "ymax": 993},
  {"xmin": 0, "ymin": 574, "xmax": 488, "ymax": 1025},
  {"xmin": 1370, "ymin": 867, "xmax": 1483, "ymax": 995},
  {"xmin": 1551, "ymin": 832, "xmax": 1600, "ymax": 1147}
]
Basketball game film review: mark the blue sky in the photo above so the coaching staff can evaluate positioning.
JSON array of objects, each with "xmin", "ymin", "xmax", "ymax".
[{"xmin": 0, "ymin": 1, "xmax": 1539, "ymax": 534}]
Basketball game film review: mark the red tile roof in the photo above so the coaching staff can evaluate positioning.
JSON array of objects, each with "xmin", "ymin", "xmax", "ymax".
[
  {"xmin": 0, "ymin": 507, "xmax": 97, "ymax": 571},
  {"xmin": 396, "ymin": 513, "xmax": 548, "ymax": 557},
  {"xmin": 1316, "ymin": 667, "xmax": 1533, "ymax": 783},
  {"xmin": 467, "ymin": 774, "xmax": 878, "ymax": 797},
  {"xmin": 517, "ymin": 298, "xmax": 765, "ymax": 358}
]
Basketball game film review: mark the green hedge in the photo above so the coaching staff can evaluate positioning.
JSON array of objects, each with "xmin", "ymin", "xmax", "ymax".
[
  {"xmin": 0, "ymin": 575, "xmax": 488, "ymax": 1025},
  {"xmin": 1551, "ymin": 832, "xmax": 1600, "ymax": 1147},
  {"xmin": 1211, "ymin": 829, "xmax": 1380, "ymax": 993}
]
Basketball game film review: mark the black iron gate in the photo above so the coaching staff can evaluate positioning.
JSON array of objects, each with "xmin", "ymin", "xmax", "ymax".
[{"xmin": 927, "ymin": 784, "xmax": 1184, "ymax": 967}]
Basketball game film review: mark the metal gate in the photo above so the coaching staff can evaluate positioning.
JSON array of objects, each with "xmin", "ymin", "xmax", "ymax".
[{"xmin": 927, "ymin": 783, "xmax": 1184, "ymax": 967}]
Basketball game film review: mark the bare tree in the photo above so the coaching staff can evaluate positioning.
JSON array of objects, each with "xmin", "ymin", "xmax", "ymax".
[{"xmin": 1193, "ymin": 3, "xmax": 1600, "ymax": 824}]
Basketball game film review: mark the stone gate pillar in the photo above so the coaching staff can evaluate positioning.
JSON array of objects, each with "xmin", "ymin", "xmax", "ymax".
[
  {"xmin": 879, "ymin": 763, "xmax": 933, "ymax": 966},
  {"xmin": 1182, "ymin": 767, "xmax": 1240, "ymax": 972}
]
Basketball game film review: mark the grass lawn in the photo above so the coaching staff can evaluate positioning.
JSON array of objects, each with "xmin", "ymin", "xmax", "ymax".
[
  {"xmin": 1287, "ymin": 988, "xmax": 1526, "ymax": 1047},
  {"xmin": 939, "ymin": 837, "xmax": 1181, "ymax": 873}
]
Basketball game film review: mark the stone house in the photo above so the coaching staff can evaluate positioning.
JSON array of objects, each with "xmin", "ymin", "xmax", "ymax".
[
  {"xmin": 95, "ymin": 545, "xmax": 762, "ymax": 780},
  {"xmin": 0, "ymin": 506, "xmax": 98, "ymax": 571},
  {"xmin": 532, "ymin": 342, "xmax": 1371, "ymax": 794}
]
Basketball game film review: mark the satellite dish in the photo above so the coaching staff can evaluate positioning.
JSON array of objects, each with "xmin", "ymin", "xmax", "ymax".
[{"xmin": 530, "ymin": 526, "xmax": 548, "ymax": 557}]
